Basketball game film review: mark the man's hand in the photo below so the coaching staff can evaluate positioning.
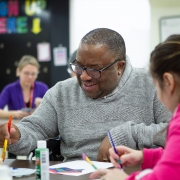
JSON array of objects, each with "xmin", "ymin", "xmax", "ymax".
[
  {"xmin": 97, "ymin": 135, "xmax": 112, "ymax": 162},
  {"xmin": 0, "ymin": 123, "xmax": 20, "ymax": 147}
]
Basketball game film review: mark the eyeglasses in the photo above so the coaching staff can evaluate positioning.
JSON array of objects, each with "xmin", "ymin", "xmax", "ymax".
[
  {"xmin": 70, "ymin": 59, "xmax": 121, "ymax": 78},
  {"xmin": 22, "ymin": 71, "xmax": 38, "ymax": 77}
]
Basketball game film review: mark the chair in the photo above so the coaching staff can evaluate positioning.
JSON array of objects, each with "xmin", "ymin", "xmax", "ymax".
[
  {"xmin": 8, "ymin": 152, "xmax": 17, "ymax": 159},
  {"xmin": 27, "ymin": 138, "xmax": 64, "ymax": 161}
]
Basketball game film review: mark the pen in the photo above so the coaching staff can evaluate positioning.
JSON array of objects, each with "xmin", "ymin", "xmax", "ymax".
[
  {"xmin": 1, "ymin": 115, "xmax": 13, "ymax": 162},
  {"xmin": 82, "ymin": 153, "xmax": 98, "ymax": 170},
  {"xmin": 108, "ymin": 130, "xmax": 123, "ymax": 169}
]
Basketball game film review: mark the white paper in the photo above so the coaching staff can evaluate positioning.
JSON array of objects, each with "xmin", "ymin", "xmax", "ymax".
[
  {"xmin": 49, "ymin": 160, "xmax": 113, "ymax": 176},
  {"xmin": 37, "ymin": 43, "xmax": 51, "ymax": 62},
  {"xmin": 53, "ymin": 46, "xmax": 67, "ymax": 66}
]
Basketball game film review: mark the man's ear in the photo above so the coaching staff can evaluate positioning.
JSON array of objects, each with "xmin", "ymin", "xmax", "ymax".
[
  {"xmin": 163, "ymin": 72, "xmax": 175, "ymax": 94},
  {"xmin": 117, "ymin": 60, "xmax": 125, "ymax": 75}
]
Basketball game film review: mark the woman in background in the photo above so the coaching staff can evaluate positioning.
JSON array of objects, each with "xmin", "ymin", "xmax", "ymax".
[{"xmin": 0, "ymin": 55, "xmax": 48, "ymax": 119}]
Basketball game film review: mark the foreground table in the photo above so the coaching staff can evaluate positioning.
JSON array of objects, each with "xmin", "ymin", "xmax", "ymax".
[{"xmin": 3, "ymin": 159, "xmax": 140, "ymax": 180}]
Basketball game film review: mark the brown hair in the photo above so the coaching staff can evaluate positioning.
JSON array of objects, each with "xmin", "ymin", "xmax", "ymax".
[
  {"xmin": 150, "ymin": 34, "xmax": 180, "ymax": 88},
  {"xmin": 151, "ymin": 34, "xmax": 180, "ymax": 145},
  {"xmin": 17, "ymin": 55, "xmax": 40, "ymax": 71}
]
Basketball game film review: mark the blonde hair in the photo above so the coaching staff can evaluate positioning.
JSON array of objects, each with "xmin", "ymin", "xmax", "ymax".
[{"xmin": 17, "ymin": 55, "xmax": 40, "ymax": 71}]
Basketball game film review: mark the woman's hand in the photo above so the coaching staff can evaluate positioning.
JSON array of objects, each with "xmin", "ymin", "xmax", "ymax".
[
  {"xmin": 12, "ymin": 110, "xmax": 30, "ymax": 119},
  {"xmin": 90, "ymin": 168, "xmax": 128, "ymax": 180},
  {"xmin": 109, "ymin": 145, "xmax": 143, "ymax": 168},
  {"xmin": 34, "ymin": 97, "xmax": 42, "ymax": 107}
]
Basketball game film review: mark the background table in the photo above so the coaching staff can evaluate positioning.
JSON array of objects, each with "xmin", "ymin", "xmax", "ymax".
[
  {"xmin": 4, "ymin": 159, "xmax": 140, "ymax": 180},
  {"xmin": 0, "ymin": 119, "xmax": 21, "ymax": 124}
]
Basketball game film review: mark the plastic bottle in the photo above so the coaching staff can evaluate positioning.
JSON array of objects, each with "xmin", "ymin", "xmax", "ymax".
[
  {"xmin": 35, "ymin": 140, "xmax": 49, "ymax": 180},
  {"xmin": 0, "ymin": 165, "xmax": 12, "ymax": 180}
]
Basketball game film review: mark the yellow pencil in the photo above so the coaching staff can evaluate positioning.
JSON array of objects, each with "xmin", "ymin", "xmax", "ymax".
[
  {"xmin": 1, "ymin": 139, "xmax": 8, "ymax": 161},
  {"xmin": 1, "ymin": 116, "xmax": 13, "ymax": 162}
]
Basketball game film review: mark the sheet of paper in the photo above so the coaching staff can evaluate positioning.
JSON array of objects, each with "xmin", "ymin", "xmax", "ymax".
[
  {"xmin": 49, "ymin": 160, "xmax": 113, "ymax": 176},
  {"xmin": 37, "ymin": 42, "xmax": 51, "ymax": 62},
  {"xmin": 53, "ymin": 46, "xmax": 67, "ymax": 66}
]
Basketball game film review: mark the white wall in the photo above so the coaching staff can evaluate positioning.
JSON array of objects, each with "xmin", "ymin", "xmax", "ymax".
[
  {"xmin": 70, "ymin": 0, "xmax": 151, "ymax": 68},
  {"xmin": 150, "ymin": 7, "xmax": 180, "ymax": 51}
]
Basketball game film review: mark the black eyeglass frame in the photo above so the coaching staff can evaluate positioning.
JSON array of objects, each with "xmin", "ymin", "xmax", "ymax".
[{"xmin": 70, "ymin": 58, "xmax": 121, "ymax": 78}]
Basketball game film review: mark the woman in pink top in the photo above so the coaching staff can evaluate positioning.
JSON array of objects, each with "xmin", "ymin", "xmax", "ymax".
[{"xmin": 90, "ymin": 35, "xmax": 180, "ymax": 180}]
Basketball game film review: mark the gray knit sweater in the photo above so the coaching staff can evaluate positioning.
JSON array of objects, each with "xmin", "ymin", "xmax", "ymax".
[{"xmin": 9, "ymin": 57, "xmax": 171, "ymax": 161}]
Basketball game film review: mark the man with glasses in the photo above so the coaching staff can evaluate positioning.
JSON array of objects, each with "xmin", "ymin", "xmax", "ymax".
[{"xmin": 0, "ymin": 28, "xmax": 170, "ymax": 162}]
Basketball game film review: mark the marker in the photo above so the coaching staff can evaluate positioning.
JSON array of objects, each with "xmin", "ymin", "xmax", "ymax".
[{"xmin": 108, "ymin": 130, "xmax": 123, "ymax": 169}]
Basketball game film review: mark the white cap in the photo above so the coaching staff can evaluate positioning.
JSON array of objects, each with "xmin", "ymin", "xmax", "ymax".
[
  {"xmin": 0, "ymin": 165, "xmax": 12, "ymax": 179},
  {"xmin": 37, "ymin": 140, "xmax": 47, "ymax": 148}
]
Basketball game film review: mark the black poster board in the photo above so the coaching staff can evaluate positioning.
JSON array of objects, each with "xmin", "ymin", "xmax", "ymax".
[{"xmin": 0, "ymin": 0, "xmax": 69, "ymax": 92}]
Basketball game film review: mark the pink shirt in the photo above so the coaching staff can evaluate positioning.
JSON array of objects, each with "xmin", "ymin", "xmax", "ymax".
[{"xmin": 127, "ymin": 104, "xmax": 180, "ymax": 180}]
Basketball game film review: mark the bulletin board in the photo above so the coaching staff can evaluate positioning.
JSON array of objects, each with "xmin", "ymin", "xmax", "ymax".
[
  {"xmin": 160, "ymin": 15, "xmax": 180, "ymax": 42},
  {"xmin": 0, "ymin": 0, "xmax": 69, "ymax": 92}
]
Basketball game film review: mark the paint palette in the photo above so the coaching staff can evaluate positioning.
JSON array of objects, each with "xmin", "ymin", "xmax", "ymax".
[{"xmin": 13, "ymin": 168, "xmax": 36, "ymax": 177}]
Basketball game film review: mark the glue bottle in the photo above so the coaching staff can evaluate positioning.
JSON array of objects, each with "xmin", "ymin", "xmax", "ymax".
[
  {"xmin": 0, "ymin": 165, "xmax": 12, "ymax": 180},
  {"xmin": 35, "ymin": 140, "xmax": 49, "ymax": 180}
]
